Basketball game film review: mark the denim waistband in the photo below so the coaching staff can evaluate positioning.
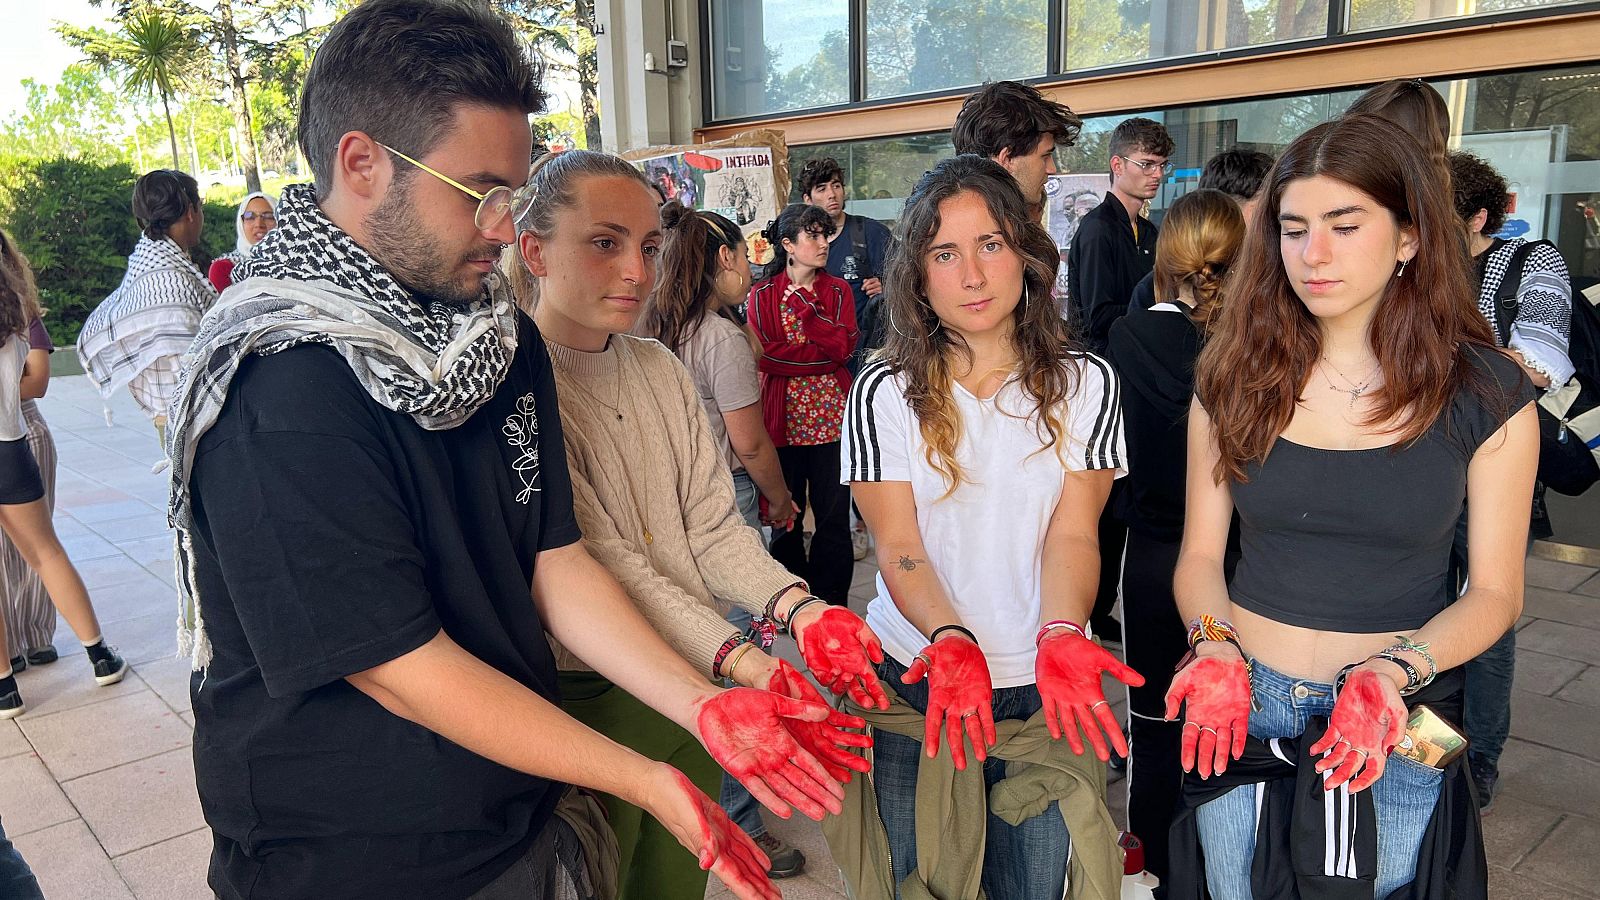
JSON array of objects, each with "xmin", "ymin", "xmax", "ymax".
[{"xmin": 1247, "ymin": 658, "xmax": 1335, "ymax": 701}]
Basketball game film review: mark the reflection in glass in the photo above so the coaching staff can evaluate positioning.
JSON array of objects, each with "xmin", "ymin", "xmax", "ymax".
[
  {"xmin": 864, "ymin": 0, "xmax": 1049, "ymax": 98},
  {"xmin": 789, "ymin": 134, "xmax": 957, "ymax": 223},
  {"xmin": 709, "ymin": 0, "xmax": 849, "ymax": 120},
  {"xmin": 1347, "ymin": 0, "xmax": 1580, "ymax": 32},
  {"xmin": 1064, "ymin": 0, "xmax": 1328, "ymax": 71}
]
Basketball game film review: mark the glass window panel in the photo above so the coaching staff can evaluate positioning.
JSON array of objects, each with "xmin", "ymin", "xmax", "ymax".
[
  {"xmin": 1064, "ymin": 0, "xmax": 1328, "ymax": 72},
  {"xmin": 709, "ymin": 0, "xmax": 849, "ymax": 120},
  {"xmin": 1348, "ymin": 0, "xmax": 1584, "ymax": 33},
  {"xmin": 790, "ymin": 134, "xmax": 956, "ymax": 224},
  {"xmin": 864, "ymin": 0, "xmax": 1049, "ymax": 99}
]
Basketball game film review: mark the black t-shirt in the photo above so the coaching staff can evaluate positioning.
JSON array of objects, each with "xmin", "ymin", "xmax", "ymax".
[
  {"xmin": 188, "ymin": 311, "xmax": 581, "ymax": 900},
  {"xmin": 1228, "ymin": 346, "xmax": 1534, "ymax": 632}
]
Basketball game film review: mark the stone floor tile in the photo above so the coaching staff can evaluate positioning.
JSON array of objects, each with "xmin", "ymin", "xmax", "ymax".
[
  {"xmin": 179, "ymin": 711, "xmax": 193, "ymax": 728},
  {"xmin": 81, "ymin": 573, "xmax": 178, "ymax": 629},
  {"xmin": 1489, "ymin": 863, "xmax": 1594, "ymax": 900},
  {"xmin": 54, "ymin": 484, "xmax": 138, "ymax": 509},
  {"xmin": 67, "ymin": 498, "xmax": 160, "ymax": 526},
  {"xmin": 89, "ymin": 611, "xmax": 181, "ymax": 667},
  {"xmin": 1497, "ymin": 739, "xmax": 1600, "ymax": 815},
  {"xmin": 0, "ymin": 752, "xmax": 79, "ymax": 837},
  {"xmin": 61, "ymin": 531, "xmax": 125, "ymax": 563},
  {"xmin": 21, "ymin": 690, "xmax": 190, "ymax": 781},
  {"xmin": 112, "ymin": 828, "xmax": 211, "ymax": 900},
  {"xmin": 1525, "ymin": 557, "xmax": 1600, "ymax": 592},
  {"xmin": 1515, "ymin": 619, "xmax": 1600, "ymax": 666},
  {"xmin": 1514, "ymin": 649, "xmax": 1588, "ymax": 697},
  {"xmin": 64, "ymin": 746, "xmax": 203, "ymax": 857},
  {"xmin": 117, "ymin": 535, "xmax": 174, "ymax": 573},
  {"xmin": 52, "ymin": 513, "xmax": 95, "ymax": 540},
  {"xmin": 1572, "ymin": 572, "xmax": 1600, "ymax": 598},
  {"xmin": 1554, "ymin": 667, "xmax": 1600, "ymax": 707},
  {"xmin": 74, "ymin": 554, "xmax": 164, "ymax": 591},
  {"xmin": 1480, "ymin": 796, "xmax": 1565, "ymax": 870},
  {"xmin": 1510, "ymin": 690, "xmax": 1600, "ymax": 759},
  {"xmin": 0, "ymin": 720, "xmax": 29, "ymax": 758},
  {"xmin": 88, "ymin": 515, "xmax": 171, "ymax": 546},
  {"xmin": 1523, "ymin": 585, "xmax": 1600, "ymax": 630},
  {"xmin": 10, "ymin": 652, "xmax": 147, "ymax": 719},
  {"xmin": 136, "ymin": 657, "xmax": 193, "ymax": 714},
  {"xmin": 1519, "ymin": 814, "xmax": 1600, "ymax": 897},
  {"xmin": 10, "ymin": 818, "xmax": 136, "ymax": 900}
]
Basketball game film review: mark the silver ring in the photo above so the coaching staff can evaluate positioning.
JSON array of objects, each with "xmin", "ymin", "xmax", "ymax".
[
  {"xmin": 914, "ymin": 653, "xmax": 933, "ymax": 669},
  {"xmin": 1092, "ymin": 700, "xmax": 1110, "ymax": 711},
  {"xmin": 1352, "ymin": 749, "xmax": 1370, "ymax": 762},
  {"xmin": 1183, "ymin": 721, "xmax": 1202, "ymax": 730},
  {"xmin": 1199, "ymin": 726, "xmax": 1218, "ymax": 736},
  {"xmin": 961, "ymin": 712, "xmax": 978, "ymax": 719}
]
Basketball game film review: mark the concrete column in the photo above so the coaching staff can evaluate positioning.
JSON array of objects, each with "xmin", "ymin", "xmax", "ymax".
[{"xmin": 595, "ymin": 0, "xmax": 702, "ymax": 152}]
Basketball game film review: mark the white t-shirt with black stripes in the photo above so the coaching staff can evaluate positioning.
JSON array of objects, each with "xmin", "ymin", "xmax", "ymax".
[{"xmin": 840, "ymin": 354, "xmax": 1127, "ymax": 688}]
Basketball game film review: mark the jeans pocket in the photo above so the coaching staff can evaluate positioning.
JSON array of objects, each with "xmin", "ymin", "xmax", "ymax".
[{"xmin": 1384, "ymin": 750, "xmax": 1446, "ymax": 786}]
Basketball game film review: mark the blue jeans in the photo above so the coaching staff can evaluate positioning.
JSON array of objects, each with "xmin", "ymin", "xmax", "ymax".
[
  {"xmin": 0, "ymin": 816, "xmax": 43, "ymax": 900},
  {"xmin": 1465, "ymin": 628, "xmax": 1515, "ymax": 771},
  {"xmin": 717, "ymin": 471, "xmax": 770, "ymax": 838},
  {"xmin": 1194, "ymin": 660, "xmax": 1443, "ymax": 900},
  {"xmin": 873, "ymin": 656, "xmax": 1071, "ymax": 900}
]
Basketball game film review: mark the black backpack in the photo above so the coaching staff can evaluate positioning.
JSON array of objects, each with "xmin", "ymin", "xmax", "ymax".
[{"xmin": 1491, "ymin": 239, "xmax": 1600, "ymax": 496}]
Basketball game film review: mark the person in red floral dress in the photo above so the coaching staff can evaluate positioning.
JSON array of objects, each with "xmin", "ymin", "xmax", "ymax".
[{"xmin": 748, "ymin": 203, "xmax": 859, "ymax": 605}]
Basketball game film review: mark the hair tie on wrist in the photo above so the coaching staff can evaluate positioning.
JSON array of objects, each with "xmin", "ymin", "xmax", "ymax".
[{"xmin": 930, "ymin": 624, "xmax": 977, "ymax": 646}]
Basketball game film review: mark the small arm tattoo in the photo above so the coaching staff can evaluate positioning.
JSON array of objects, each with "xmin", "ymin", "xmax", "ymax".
[{"xmin": 896, "ymin": 555, "xmax": 927, "ymax": 572}]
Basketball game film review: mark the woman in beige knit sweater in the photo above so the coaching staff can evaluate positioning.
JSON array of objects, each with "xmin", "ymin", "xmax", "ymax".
[{"xmin": 509, "ymin": 150, "xmax": 888, "ymax": 900}]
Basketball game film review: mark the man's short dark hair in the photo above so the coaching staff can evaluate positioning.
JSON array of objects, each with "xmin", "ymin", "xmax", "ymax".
[
  {"xmin": 1109, "ymin": 117, "xmax": 1175, "ymax": 160},
  {"xmin": 298, "ymin": 0, "xmax": 545, "ymax": 194},
  {"xmin": 1199, "ymin": 149, "xmax": 1274, "ymax": 201},
  {"xmin": 952, "ymin": 81, "xmax": 1082, "ymax": 160},
  {"xmin": 798, "ymin": 157, "xmax": 844, "ymax": 198},
  {"xmin": 1449, "ymin": 151, "xmax": 1509, "ymax": 236}
]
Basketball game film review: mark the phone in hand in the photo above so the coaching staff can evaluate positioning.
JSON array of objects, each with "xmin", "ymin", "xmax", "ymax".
[{"xmin": 1395, "ymin": 704, "xmax": 1468, "ymax": 769}]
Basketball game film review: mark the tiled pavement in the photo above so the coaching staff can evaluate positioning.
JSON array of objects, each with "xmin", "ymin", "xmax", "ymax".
[{"xmin": 0, "ymin": 376, "xmax": 1595, "ymax": 899}]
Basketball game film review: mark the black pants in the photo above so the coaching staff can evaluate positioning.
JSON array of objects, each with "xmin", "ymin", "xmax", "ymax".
[
  {"xmin": 1120, "ymin": 528, "xmax": 1189, "ymax": 890},
  {"xmin": 771, "ymin": 442, "xmax": 853, "ymax": 604}
]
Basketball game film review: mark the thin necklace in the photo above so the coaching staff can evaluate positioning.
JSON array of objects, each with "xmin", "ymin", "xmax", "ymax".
[
  {"xmin": 1319, "ymin": 356, "xmax": 1381, "ymax": 407},
  {"xmin": 560, "ymin": 363, "xmax": 625, "ymax": 422}
]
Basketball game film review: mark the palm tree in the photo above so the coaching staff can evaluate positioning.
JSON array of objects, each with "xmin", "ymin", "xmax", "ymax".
[{"xmin": 57, "ymin": 8, "xmax": 202, "ymax": 169}]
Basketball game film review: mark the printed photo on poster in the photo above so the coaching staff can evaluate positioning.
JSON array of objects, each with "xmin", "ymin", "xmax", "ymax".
[
  {"xmin": 631, "ymin": 145, "xmax": 784, "ymax": 251},
  {"xmin": 1043, "ymin": 174, "xmax": 1112, "ymax": 303}
]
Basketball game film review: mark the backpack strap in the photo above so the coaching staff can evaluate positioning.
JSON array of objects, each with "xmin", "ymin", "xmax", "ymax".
[{"xmin": 1492, "ymin": 239, "xmax": 1543, "ymax": 347}]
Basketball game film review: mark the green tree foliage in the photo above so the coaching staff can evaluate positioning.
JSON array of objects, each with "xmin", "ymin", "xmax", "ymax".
[
  {"xmin": 0, "ymin": 158, "xmax": 141, "ymax": 346},
  {"xmin": 0, "ymin": 66, "xmax": 130, "ymax": 163},
  {"xmin": 865, "ymin": 0, "xmax": 1048, "ymax": 98},
  {"xmin": 765, "ymin": 29, "xmax": 849, "ymax": 109}
]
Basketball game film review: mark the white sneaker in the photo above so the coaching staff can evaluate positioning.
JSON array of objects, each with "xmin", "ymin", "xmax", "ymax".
[{"xmin": 851, "ymin": 527, "xmax": 871, "ymax": 561}]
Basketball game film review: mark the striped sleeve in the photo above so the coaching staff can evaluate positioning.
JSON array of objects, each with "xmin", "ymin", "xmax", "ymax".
[
  {"xmin": 1065, "ymin": 352, "xmax": 1127, "ymax": 474},
  {"xmin": 841, "ymin": 359, "xmax": 910, "ymax": 483}
]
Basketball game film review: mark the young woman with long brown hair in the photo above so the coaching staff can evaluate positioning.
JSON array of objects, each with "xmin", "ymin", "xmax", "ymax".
[
  {"xmin": 1169, "ymin": 114, "xmax": 1537, "ymax": 898},
  {"xmin": 841, "ymin": 154, "xmax": 1138, "ymax": 899},
  {"xmin": 1104, "ymin": 187, "xmax": 1245, "ymax": 885}
]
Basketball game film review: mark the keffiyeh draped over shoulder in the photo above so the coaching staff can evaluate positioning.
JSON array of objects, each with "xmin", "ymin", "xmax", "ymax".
[
  {"xmin": 78, "ymin": 234, "xmax": 215, "ymax": 414},
  {"xmin": 166, "ymin": 183, "xmax": 520, "ymax": 670}
]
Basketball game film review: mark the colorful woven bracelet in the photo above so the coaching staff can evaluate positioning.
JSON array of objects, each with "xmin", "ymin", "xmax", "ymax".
[
  {"xmin": 763, "ymin": 581, "xmax": 808, "ymax": 622},
  {"xmin": 1187, "ymin": 614, "xmax": 1241, "ymax": 649},
  {"xmin": 712, "ymin": 634, "xmax": 752, "ymax": 680}
]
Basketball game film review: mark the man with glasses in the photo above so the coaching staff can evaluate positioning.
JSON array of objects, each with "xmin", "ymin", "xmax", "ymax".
[{"xmin": 166, "ymin": 2, "xmax": 829, "ymax": 898}]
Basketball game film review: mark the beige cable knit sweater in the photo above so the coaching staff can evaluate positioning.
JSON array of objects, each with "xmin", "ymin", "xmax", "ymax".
[{"xmin": 544, "ymin": 333, "xmax": 802, "ymax": 679}]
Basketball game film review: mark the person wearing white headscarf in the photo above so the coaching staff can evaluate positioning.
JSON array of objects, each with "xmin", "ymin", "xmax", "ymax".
[{"xmin": 207, "ymin": 191, "xmax": 278, "ymax": 292}]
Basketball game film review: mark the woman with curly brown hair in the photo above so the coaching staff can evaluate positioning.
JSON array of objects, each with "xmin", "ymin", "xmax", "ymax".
[
  {"xmin": 1170, "ymin": 114, "xmax": 1535, "ymax": 898},
  {"xmin": 840, "ymin": 154, "xmax": 1137, "ymax": 899}
]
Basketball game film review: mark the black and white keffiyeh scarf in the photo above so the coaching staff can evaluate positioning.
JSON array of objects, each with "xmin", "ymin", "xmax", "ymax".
[{"xmin": 168, "ymin": 182, "xmax": 519, "ymax": 669}]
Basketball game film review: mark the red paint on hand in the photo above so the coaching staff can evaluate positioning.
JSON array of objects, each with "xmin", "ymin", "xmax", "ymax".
[
  {"xmin": 1309, "ymin": 668, "xmax": 1407, "ymax": 793},
  {"xmin": 795, "ymin": 606, "xmax": 889, "ymax": 709},
  {"xmin": 1164, "ymin": 655, "xmax": 1251, "ymax": 778},
  {"xmin": 766, "ymin": 659, "xmax": 873, "ymax": 782},
  {"xmin": 901, "ymin": 635, "xmax": 995, "ymax": 771},
  {"xmin": 1035, "ymin": 631, "xmax": 1145, "ymax": 760},
  {"xmin": 696, "ymin": 686, "xmax": 851, "ymax": 821},
  {"xmin": 667, "ymin": 768, "xmax": 780, "ymax": 900}
]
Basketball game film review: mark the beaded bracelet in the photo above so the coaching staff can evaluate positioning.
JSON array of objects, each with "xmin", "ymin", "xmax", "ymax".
[
  {"xmin": 930, "ymin": 624, "xmax": 978, "ymax": 645},
  {"xmin": 1385, "ymin": 635, "xmax": 1438, "ymax": 686},
  {"xmin": 712, "ymin": 634, "xmax": 752, "ymax": 680},
  {"xmin": 1035, "ymin": 619, "xmax": 1087, "ymax": 647}
]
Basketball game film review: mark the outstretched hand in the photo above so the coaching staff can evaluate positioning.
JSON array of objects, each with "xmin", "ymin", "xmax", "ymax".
[
  {"xmin": 695, "ymin": 687, "xmax": 849, "ymax": 820},
  {"xmin": 1164, "ymin": 649, "xmax": 1251, "ymax": 778},
  {"xmin": 1035, "ymin": 630, "xmax": 1145, "ymax": 760},
  {"xmin": 649, "ymin": 767, "xmax": 779, "ymax": 900},
  {"xmin": 791, "ymin": 605, "xmax": 889, "ymax": 710},
  {"xmin": 766, "ymin": 658, "xmax": 873, "ymax": 782},
  {"xmin": 901, "ymin": 634, "xmax": 995, "ymax": 771},
  {"xmin": 1309, "ymin": 666, "xmax": 1407, "ymax": 793}
]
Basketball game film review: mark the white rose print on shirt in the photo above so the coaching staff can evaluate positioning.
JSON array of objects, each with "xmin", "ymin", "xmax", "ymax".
[{"xmin": 503, "ymin": 393, "xmax": 541, "ymax": 503}]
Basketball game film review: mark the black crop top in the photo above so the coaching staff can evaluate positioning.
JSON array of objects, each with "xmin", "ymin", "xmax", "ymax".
[{"xmin": 1228, "ymin": 346, "xmax": 1534, "ymax": 632}]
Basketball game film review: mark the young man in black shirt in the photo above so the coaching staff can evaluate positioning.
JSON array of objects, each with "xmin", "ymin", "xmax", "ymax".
[
  {"xmin": 798, "ymin": 157, "xmax": 894, "ymax": 374},
  {"xmin": 168, "ymin": 3, "xmax": 849, "ymax": 898},
  {"xmin": 1067, "ymin": 117, "xmax": 1173, "ymax": 353},
  {"xmin": 951, "ymin": 80, "xmax": 1083, "ymax": 220}
]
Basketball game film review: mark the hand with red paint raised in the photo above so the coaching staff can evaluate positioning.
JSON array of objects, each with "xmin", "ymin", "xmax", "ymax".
[
  {"xmin": 1164, "ymin": 644, "xmax": 1251, "ymax": 779},
  {"xmin": 645, "ymin": 765, "xmax": 779, "ymax": 900},
  {"xmin": 901, "ymin": 633, "xmax": 995, "ymax": 771},
  {"xmin": 694, "ymin": 687, "xmax": 848, "ymax": 821},
  {"xmin": 1310, "ymin": 665, "xmax": 1408, "ymax": 793},
  {"xmin": 790, "ymin": 604, "xmax": 890, "ymax": 710},
  {"xmin": 766, "ymin": 658, "xmax": 873, "ymax": 782},
  {"xmin": 1035, "ymin": 630, "xmax": 1146, "ymax": 760}
]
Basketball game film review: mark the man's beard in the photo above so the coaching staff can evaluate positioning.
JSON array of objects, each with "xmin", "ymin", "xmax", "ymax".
[{"xmin": 366, "ymin": 184, "xmax": 499, "ymax": 305}]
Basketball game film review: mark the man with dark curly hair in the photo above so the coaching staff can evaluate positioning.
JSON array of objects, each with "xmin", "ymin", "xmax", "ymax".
[{"xmin": 797, "ymin": 157, "xmax": 893, "ymax": 374}]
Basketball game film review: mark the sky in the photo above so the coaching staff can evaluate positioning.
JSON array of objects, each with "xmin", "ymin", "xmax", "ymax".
[{"xmin": 0, "ymin": 0, "xmax": 116, "ymax": 121}]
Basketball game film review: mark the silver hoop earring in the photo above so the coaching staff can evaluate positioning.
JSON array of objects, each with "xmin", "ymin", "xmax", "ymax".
[
  {"xmin": 1396, "ymin": 259, "xmax": 1409, "ymax": 279},
  {"xmin": 887, "ymin": 304, "xmax": 919, "ymax": 341}
]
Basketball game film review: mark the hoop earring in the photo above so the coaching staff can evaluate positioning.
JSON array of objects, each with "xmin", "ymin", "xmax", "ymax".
[
  {"xmin": 1395, "ymin": 258, "xmax": 1409, "ymax": 279},
  {"xmin": 887, "ymin": 303, "xmax": 927, "ymax": 341}
]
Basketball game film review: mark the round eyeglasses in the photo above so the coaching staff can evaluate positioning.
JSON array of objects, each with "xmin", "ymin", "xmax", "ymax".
[
  {"xmin": 1118, "ymin": 155, "xmax": 1175, "ymax": 176},
  {"xmin": 379, "ymin": 143, "xmax": 534, "ymax": 232}
]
